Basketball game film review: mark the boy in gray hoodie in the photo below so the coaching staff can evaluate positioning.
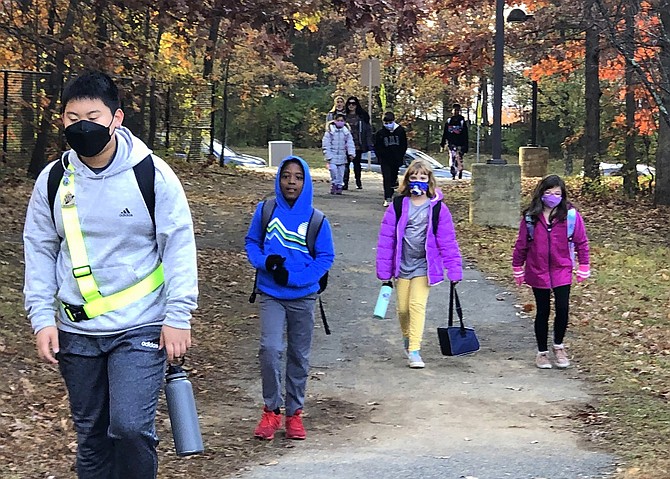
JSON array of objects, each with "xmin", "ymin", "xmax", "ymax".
[{"xmin": 22, "ymin": 70, "xmax": 198, "ymax": 479}]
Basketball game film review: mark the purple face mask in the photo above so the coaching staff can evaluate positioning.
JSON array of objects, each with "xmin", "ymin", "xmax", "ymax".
[
  {"xmin": 542, "ymin": 194, "xmax": 562, "ymax": 208},
  {"xmin": 334, "ymin": 120, "xmax": 345, "ymax": 128}
]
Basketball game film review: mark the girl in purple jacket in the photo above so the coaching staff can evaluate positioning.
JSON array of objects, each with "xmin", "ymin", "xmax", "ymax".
[
  {"xmin": 512, "ymin": 175, "xmax": 590, "ymax": 370},
  {"xmin": 376, "ymin": 159, "xmax": 463, "ymax": 368}
]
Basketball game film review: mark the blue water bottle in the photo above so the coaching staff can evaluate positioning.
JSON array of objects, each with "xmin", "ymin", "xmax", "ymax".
[{"xmin": 373, "ymin": 281, "xmax": 393, "ymax": 319}]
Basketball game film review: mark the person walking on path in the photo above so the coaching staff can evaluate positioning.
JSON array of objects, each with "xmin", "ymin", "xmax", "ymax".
[
  {"xmin": 323, "ymin": 112, "xmax": 355, "ymax": 195},
  {"xmin": 440, "ymin": 103, "xmax": 469, "ymax": 180},
  {"xmin": 375, "ymin": 159, "xmax": 463, "ymax": 368},
  {"xmin": 245, "ymin": 156, "xmax": 335, "ymax": 441},
  {"xmin": 22, "ymin": 70, "xmax": 198, "ymax": 479},
  {"xmin": 374, "ymin": 111, "xmax": 407, "ymax": 207},
  {"xmin": 325, "ymin": 95, "xmax": 346, "ymax": 125},
  {"xmin": 512, "ymin": 174, "xmax": 590, "ymax": 369},
  {"xmin": 343, "ymin": 96, "xmax": 373, "ymax": 190}
]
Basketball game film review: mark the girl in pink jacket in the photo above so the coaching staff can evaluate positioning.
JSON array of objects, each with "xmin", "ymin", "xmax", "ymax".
[
  {"xmin": 512, "ymin": 175, "xmax": 590, "ymax": 370},
  {"xmin": 376, "ymin": 159, "xmax": 463, "ymax": 368}
]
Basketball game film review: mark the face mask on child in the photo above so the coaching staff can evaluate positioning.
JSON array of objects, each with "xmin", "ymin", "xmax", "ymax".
[
  {"xmin": 334, "ymin": 120, "xmax": 345, "ymax": 128},
  {"xmin": 384, "ymin": 122, "xmax": 396, "ymax": 131},
  {"xmin": 409, "ymin": 181, "xmax": 429, "ymax": 196},
  {"xmin": 541, "ymin": 194, "xmax": 562, "ymax": 208}
]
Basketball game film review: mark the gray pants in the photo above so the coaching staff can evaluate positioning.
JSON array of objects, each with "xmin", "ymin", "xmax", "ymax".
[
  {"xmin": 329, "ymin": 162, "xmax": 346, "ymax": 187},
  {"xmin": 57, "ymin": 325, "xmax": 166, "ymax": 479},
  {"xmin": 258, "ymin": 293, "xmax": 316, "ymax": 415}
]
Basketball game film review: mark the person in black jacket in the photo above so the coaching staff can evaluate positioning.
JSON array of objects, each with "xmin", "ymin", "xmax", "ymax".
[
  {"xmin": 440, "ymin": 103, "xmax": 469, "ymax": 180},
  {"xmin": 374, "ymin": 112, "xmax": 408, "ymax": 207},
  {"xmin": 344, "ymin": 96, "xmax": 373, "ymax": 190}
]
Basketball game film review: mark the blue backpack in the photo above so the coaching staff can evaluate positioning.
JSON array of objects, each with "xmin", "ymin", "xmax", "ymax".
[{"xmin": 525, "ymin": 208, "xmax": 577, "ymax": 268}]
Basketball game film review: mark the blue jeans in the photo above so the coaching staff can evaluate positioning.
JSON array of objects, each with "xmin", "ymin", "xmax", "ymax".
[
  {"xmin": 57, "ymin": 325, "xmax": 166, "ymax": 479},
  {"xmin": 258, "ymin": 293, "xmax": 316, "ymax": 416}
]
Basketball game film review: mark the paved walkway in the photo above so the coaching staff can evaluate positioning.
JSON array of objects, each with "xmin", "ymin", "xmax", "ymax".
[{"xmin": 235, "ymin": 177, "xmax": 616, "ymax": 479}]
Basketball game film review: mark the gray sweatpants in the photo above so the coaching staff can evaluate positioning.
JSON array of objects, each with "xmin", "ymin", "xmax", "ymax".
[
  {"xmin": 329, "ymin": 162, "xmax": 346, "ymax": 187},
  {"xmin": 258, "ymin": 293, "xmax": 317, "ymax": 416}
]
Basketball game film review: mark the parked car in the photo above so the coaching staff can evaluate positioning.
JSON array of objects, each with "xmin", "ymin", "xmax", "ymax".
[
  {"xmin": 599, "ymin": 162, "xmax": 655, "ymax": 177},
  {"xmin": 203, "ymin": 140, "xmax": 267, "ymax": 167},
  {"xmin": 361, "ymin": 147, "xmax": 471, "ymax": 179}
]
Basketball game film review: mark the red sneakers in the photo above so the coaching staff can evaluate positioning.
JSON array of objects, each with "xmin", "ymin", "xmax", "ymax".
[
  {"xmin": 254, "ymin": 407, "xmax": 282, "ymax": 440},
  {"xmin": 285, "ymin": 410, "xmax": 306, "ymax": 440}
]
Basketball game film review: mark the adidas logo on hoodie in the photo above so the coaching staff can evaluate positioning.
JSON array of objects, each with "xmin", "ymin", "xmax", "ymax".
[{"xmin": 119, "ymin": 208, "xmax": 133, "ymax": 217}]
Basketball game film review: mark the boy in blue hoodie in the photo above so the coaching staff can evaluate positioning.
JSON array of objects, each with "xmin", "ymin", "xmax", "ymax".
[{"xmin": 245, "ymin": 156, "xmax": 335, "ymax": 440}]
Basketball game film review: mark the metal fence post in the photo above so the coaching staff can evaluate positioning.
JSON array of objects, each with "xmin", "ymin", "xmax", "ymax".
[
  {"xmin": 210, "ymin": 81, "xmax": 215, "ymax": 155},
  {"xmin": 2, "ymin": 71, "xmax": 8, "ymax": 162},
  {"xmin": 165, "ymin": 86, "xmax": 171, "ymax": 149}
]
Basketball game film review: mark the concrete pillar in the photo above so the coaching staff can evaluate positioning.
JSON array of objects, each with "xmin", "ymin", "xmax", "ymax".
[
  {"xmin": 469, "ymin": 163, "xmax": 521, "ymax": 228},
  {"xmin": 268, "ymin": 141, "xmax": 293, "ymax": 168},
  {"xmin": 519, "ymin": 146, "xmax": 549, "ymax": 177}
]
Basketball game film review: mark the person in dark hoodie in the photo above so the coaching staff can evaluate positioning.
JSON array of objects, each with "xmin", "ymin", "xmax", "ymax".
[
  {"xmin": 245, "ymin": 156, "xmax": 335, "ymax": 441},
  {"xmin": 23, "ymin": 70, "xmax": 198, "ymax": 479},
  {"xmin": 440, "ymin": 103, "xmax": 469, "ymax": 180},
  {"xmin": 374, "ymin": 111, "xmax": 408, "ymax": 207}
]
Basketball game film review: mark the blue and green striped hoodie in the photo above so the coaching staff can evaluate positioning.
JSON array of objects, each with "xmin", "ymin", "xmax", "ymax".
[{"xmin": 245, "ymin": 156, "xmax": 335, "ymax": 300}]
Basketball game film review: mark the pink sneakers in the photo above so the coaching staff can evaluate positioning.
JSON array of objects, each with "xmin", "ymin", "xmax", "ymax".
[
  {"xmin": 285, "ymin": 410, "xmax": 306, "ymax": 440},
  {"xmin": 552, "ymin": 344, "xmax": 571, "ymax": 368},
  {"xmin": 254, "ymin": 407, "xmax": 282, "ymax": 440}
]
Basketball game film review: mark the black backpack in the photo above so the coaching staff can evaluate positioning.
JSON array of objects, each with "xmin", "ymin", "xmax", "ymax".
[
  {"xmin": 249, "ymin": 198, "xmax": 331, "ymax": 334},
  {"xmin": 47, "ymin": 153, "xmax": 156, "ymax": 227},
  {"xmin": 393, "ymin": 196, "xmax": 441, "ymax": 234}
]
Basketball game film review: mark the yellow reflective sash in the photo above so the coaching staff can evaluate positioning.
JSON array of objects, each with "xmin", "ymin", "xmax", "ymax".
[{"xmin": 58, "ymin": 163, "xmax": 164, "ymax": 319}]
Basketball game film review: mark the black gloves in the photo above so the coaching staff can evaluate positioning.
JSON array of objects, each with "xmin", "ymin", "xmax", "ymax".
[
  {"xmin": 272, "ymin": 265, "xmax": 289, "ymax": 286},
  {"xmin": 265, "ymin": 254, "xmax": 289, "ymax": 286},
  {"xmin": 265, "ymin": 255, "xmax": 285, "ymax": 272}
]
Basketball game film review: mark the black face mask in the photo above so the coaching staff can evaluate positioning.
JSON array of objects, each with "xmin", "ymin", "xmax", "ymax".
[{"xmin": 64, "ymin": 119, "xmax": 113, "ymax": 158}]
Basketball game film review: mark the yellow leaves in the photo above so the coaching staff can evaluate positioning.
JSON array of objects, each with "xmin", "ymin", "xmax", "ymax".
[{"xmin": 292, "ymin": 12, "xmax": 321, "ymax": 32}]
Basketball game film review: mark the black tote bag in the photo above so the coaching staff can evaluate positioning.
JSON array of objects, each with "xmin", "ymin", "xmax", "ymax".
[{"xmin": 437, "ymin": 283, "xmax": 480, "ymax": 356}]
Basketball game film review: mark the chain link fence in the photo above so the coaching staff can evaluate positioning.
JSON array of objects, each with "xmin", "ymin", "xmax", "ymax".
[{"xmin": 1, "ymin": 70, "xmax": 214, "ymax": 168}]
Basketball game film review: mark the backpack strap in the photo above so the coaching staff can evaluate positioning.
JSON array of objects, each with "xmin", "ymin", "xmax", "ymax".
[
  {"xmin": 133, "ymin": 155, "xmax": 156, "ymax": 226},
  {"xmin": 249, "ymin": 198, "xmax": 277, "ymax": 304},
  {"xmin": 47, "ymin": 154, "xmax": 68, "ymax": 226},
  {"xmin": 393, "ymin": 196, "xmax": 403, "ymax": 227},
  {"xmin": 432, "ymin": 201, "xmax": 441, "ymax": 236},
  {"xmin": 566, "ymin": 208, "xmax": 576, "ymax": 241},
  {"xmin": 306, "ymin": 208, "xmax": 325, "ymax": 259},
  {"xmin": 525, "ymin": 214, "xmax": 535, "ymax": 242}
]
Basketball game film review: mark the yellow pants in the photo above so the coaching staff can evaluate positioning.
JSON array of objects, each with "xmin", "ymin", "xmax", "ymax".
[{"xmin": 395, "ymin": 276, "xmax": 430, "ymax": 352}]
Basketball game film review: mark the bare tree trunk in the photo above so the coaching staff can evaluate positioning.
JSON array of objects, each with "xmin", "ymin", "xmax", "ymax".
[
  {"xmin": 187, "ymin": 17, "xmax": 220, "ymax": 161},
  {"xmin": 148, "ymin": 23, "xmax": 164, "ymax": 149},
  {"xmin": 219, "ymin": 57, "xmax": 230, "ymax": 165},
  {"xmin": 623, "ymin": 0, "xmax": 639, "ymax": 197},
  {"xmin": 583, "ymin": 0, "xmax": 601, "ymax": 182},
  {"xmin": 563, "ymin": 142, "xmax": 574, "ymax": 175},
  {"xmin": 654, "ymin": 3, "xmax": 670, "ymax": 205},
  {"xmin": 28, "ymin": 0, "xmax": 79, "ymax": 178}
]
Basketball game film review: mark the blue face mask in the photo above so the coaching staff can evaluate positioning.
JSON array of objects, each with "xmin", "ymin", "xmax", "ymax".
[
  {"xmin": 409, "ymin": 181, "xmax": 429, "ymax": 196},
  {"xmin": 384, "ymin": 122, "xmax": 395, "ymax": 130}
]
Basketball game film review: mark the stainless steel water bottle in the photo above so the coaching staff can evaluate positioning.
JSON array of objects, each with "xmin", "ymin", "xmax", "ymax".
[
  {"xmin": 373, "ymin": 281, "xmax": 393, "ymax": 319},
  {"xmin": 165, "ymin": 363, "xmax": 204, "ymax": 456}
]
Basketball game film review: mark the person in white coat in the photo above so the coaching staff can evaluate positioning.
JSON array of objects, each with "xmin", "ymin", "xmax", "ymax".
[{"xmin": 322, "ymin": 112, "xmax": 355, "ymax": 195}]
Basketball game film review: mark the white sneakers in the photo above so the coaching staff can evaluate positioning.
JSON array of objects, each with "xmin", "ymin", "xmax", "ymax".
[{"xmin": 383, "ymin": 200, "xmax": 390, "ymax": 207}]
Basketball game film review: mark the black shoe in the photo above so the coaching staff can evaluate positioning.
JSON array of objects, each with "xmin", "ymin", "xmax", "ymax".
[
  {"xmin": 342, "ymin": 184, "xmax": 349, "ymax": 190},
  {"xmin": 356, "ymin": 184, "xmax": 363, "ymax": 190}
]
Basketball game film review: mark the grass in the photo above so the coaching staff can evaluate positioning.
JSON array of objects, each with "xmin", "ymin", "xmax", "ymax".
[{"xmin": 445, "ymin": 176, "xmax": 670, "ymax": 479}]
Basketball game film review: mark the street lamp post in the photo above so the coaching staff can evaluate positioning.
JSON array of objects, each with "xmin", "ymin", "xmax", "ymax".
[
  {"xmin": 488, "ymin": 0, "xmax": 506, "ymax": 165},
  {"xmin": 488, "ymin": 5, "xmax": 534, "ymax": 164}
]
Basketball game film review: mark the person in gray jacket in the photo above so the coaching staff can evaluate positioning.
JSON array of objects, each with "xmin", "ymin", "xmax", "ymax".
[
  {"xmin": 322, "ymin": 113, "xmax": 355, "ymax": 195},
  {"xmin": 22, "ymin": 70, "xmax": 198, "ymax": 479}
]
